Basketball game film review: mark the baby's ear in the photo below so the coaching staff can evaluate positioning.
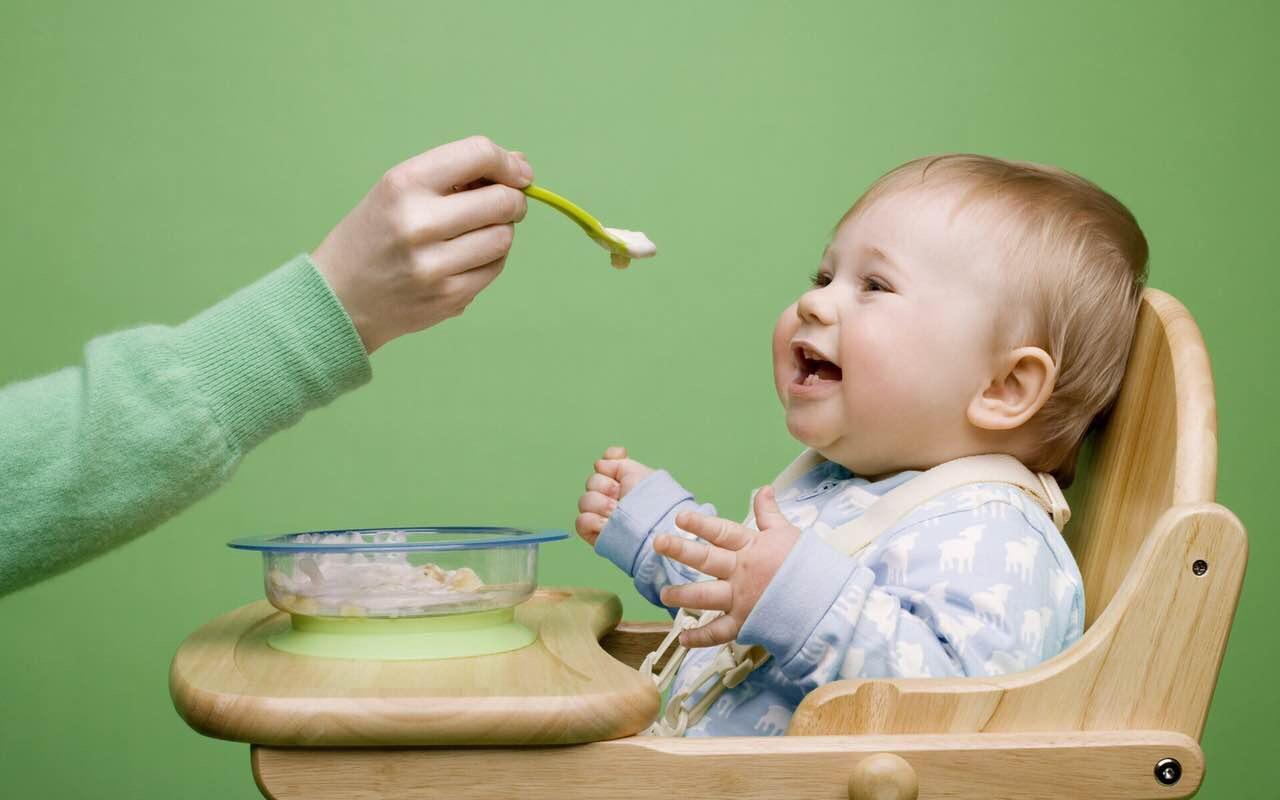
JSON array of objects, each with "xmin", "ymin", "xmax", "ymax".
[{"xmin": 966, "ymin": 346, "xmax": 1056, "ymax": 431}]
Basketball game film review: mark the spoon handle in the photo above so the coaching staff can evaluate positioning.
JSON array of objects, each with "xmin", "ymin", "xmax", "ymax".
[{"xmin": 522, "ymin": 184, "xmax": 623, "ymax": 251}]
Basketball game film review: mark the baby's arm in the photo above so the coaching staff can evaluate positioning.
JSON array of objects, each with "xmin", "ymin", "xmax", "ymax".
[
  {"xmin": 736, "ymin": 494, "xmax": 1082, "ymax": 697},
  {"xmin": 583, "ymin": 454, "xmax": 721, "ymax": 616}
]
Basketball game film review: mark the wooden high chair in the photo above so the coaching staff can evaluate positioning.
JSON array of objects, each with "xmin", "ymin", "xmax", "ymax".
[{"xmin": 237, "ymin": 288, "xmax": 1246, "ymax": 799}]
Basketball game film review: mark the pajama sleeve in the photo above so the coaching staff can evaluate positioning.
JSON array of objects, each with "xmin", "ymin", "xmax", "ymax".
[
  {"xmin": 593, "ymin": 469, "xmax": 720, "ymax": 616},
  {"xmin": 736, "ymin": 493, "xmax": 1082, "ymax": 696}
]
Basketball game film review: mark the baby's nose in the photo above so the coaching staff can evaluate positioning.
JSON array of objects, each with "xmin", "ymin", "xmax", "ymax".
[{"xmin": 797, "ymin": 287, "xmax": 838, "ymax": 325}]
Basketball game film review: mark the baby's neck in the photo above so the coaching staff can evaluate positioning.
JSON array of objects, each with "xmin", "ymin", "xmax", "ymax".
[{"xmin": 824, "ymin": 425, "xmax": 1039, "ymax": 482}]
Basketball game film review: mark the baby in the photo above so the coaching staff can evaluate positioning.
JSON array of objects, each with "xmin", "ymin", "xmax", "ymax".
[{"xmin": 575, "ymin": 154, "xmax": 1149, "ymax": 737}]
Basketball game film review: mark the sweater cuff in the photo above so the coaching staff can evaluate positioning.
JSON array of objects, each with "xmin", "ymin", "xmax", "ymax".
[
  {"xmin": 737, "ymin": 528, "xmax": 859, "ymax": 667},
  {"xmin": 594, "ymin": 470, "xmax": 693, "ymax": 575},
  {"xmin": 174, "ymin": 253, "xmax": 371, "ymax": 454}
]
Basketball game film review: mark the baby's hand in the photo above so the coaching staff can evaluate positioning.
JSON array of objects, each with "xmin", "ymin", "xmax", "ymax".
[
  {"xmin": 575, "ymin": 446, "xmax": 654, "ymax": 546},
  {"xmin": 655, "ymin": 486, "xmax": 801, "ymax": 648}
]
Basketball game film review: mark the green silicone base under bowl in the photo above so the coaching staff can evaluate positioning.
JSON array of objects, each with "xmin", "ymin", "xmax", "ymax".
[{"xmin": 268, "ymin": 606, "xmax": 535, "ymax": 661}]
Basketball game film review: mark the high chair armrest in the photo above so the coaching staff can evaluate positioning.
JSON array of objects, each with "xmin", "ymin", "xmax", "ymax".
[
  {"xmin": 600, "ymin": 620, "xmax": 673, "ymax": 669},
  {"xmin": 252, "ymin": 729, "xmax": 1203, "ymax": 799}
]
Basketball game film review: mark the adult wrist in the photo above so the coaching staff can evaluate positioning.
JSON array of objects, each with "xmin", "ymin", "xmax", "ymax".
[{"xmin": 175, "ymin": 253, "xmax": 372, "ymax": 455}]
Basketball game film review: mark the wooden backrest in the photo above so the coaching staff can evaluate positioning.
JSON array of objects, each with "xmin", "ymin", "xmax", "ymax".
[
  {"xmin": 789, "ymin": 287, "xmax": 1245, "ymax": 741},
  {"xmin": 1061, "ymin": 288, "xmax": 1218, "ymax": 628}
]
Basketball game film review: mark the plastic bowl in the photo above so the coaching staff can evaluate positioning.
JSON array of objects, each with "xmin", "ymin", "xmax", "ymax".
[{"xmin": 228, "ymin": 527, "xmax": 568, "ymax": 620}]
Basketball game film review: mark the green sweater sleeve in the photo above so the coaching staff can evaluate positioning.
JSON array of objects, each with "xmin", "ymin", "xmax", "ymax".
[{"xmin": 0, "ymin": 254, "xmax": 371, "ymax": 597}]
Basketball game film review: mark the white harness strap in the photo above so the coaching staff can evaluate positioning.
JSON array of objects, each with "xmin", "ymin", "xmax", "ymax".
[
  {"xmin": 640, "ymin": 450, "xmax": 1071, "ymax": 737},
  {"xmin": 823, "ymin": 453, "xmax": 1071, "ymax": 556}
]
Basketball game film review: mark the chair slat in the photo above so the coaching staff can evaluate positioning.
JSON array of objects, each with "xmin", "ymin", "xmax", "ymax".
[{"xmin": 1065, "ymin": 289, "xmax": 1218, "ymax": 627}]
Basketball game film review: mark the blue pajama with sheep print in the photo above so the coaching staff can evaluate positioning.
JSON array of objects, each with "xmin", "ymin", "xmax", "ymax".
[{"xmin": 594, "ymin": 459, "xmax": 1085, "ymax": 736}]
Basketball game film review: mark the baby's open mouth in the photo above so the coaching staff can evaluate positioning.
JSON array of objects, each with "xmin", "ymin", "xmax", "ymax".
[{"xmin": 793, "ymin": 344, "xmax": 843, "ymax": 386}]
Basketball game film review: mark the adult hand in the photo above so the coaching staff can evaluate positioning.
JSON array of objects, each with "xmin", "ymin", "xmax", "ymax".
[
  {"xmin": 655, "ymin": 486, "xmax": 801, "ymax": 648},
  {"xmin": 312, "ymin": 135, "xmax": 534, "ymax": 354}
]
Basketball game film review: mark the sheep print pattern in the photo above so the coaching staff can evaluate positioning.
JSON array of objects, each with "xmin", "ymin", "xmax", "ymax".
[{"xmin": 593, "ymin": 459, "xmax": 1085, "ymax": 737}]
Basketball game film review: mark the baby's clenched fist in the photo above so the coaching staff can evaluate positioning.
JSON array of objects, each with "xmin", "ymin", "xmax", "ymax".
[{"xmin": 575, "ymin": 446, "xmax": 654, "ymax": 546}]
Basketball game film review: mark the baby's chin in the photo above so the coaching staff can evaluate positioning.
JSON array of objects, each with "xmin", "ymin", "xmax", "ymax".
[
  {"xmin": 784, "ymin": 408, "xmax": 880, "ymax": 474},
  {"xmin": 783, "ymin": 408, "xmax": 844, "ymax": 453}
]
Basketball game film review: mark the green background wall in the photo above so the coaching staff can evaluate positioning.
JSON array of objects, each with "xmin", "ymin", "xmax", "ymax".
[{"xmin": 1, "ymin": 1, "xmax": 1274, "ymax": 796}]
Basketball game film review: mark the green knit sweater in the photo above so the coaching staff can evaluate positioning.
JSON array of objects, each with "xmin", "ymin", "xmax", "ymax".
[{"xmin": 0, "ymin": 254, "xmax": 371, "ymax": 597}]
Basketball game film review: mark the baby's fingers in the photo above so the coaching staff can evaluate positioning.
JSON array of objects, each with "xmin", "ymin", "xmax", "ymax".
[
  {"xmin": 575, "ymin": 512, "xmax": 606, "ymax": 546},
  {"xmin": 595, "ymin": 458, "xmax": 624, "ymax": 481},
  {"xmin": 654, "ymin": 533, "xmax": 735, "ymax": 579},
  {"xmin": 660, "ymin": 580, "xmax": 732, "ymax": 613},
  {"xmin": 674, "ymin": 511, "xmax": 750, "ymax": 551},
  {"xmin": 586, "ymin": 473, "xmax": 619, "ymax": 499},
  {"xmin": 578, "ymin": 491, "xmax": 616, "ymax": 518},
  {"xmin": 679, "ymin": 614, "xmax": 739, "ymax": 648},
  {"xmin": 594, "ymin": 447, "xmax": 628, "ymax": 480},
  {"xmin": 752, "ymin": 485, "xmax": 789, "ymax": 531}
]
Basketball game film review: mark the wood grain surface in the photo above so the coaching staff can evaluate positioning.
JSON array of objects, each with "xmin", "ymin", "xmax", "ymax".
[
  {"xmin": 252, "ymin": 730, "xmax": 1204, "ymax": 800},
  {"xmin": 170, "ymin": 587, "xmax": 660, "ymax": 745}
]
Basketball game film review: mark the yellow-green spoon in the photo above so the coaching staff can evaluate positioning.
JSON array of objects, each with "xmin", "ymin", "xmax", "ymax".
[{"xmin": 522, "ymin": 184, "xmax": 657, "ymax": 269}]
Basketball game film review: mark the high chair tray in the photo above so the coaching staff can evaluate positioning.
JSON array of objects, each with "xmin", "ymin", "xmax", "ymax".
[{"xmin": 170, "ymin": 587, "xmax": 660, "ymax": 746}]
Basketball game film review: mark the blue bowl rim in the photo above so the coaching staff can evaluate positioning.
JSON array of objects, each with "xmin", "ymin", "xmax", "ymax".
[{"xmin": 227, "ymin": 526, "xmax": 569, "ymax": 553}]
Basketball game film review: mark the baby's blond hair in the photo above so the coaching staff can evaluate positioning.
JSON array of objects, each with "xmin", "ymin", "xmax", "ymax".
[{"xmin": 845, "ymin": 154, "xmax": 1149, "ymax": 488}]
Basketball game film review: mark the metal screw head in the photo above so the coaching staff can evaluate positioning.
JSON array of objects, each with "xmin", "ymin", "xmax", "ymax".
[
  {"xmin": 1192, "ymin": 559, "xmax": 1209, "ymax": 576},
  {"xmin": 1155, "ymin": 757, "xmax": 1182, "ymax": 786}
]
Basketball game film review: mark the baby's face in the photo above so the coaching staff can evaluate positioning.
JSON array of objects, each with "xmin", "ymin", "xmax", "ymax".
[{"xmin": 771, "ymin": 185, "xmax": 1010, "ymax": 476}]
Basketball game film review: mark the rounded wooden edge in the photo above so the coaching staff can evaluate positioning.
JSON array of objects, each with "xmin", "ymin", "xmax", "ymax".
[
  {"xmin": 171, "ymin": 588, "xmax": 659, "ymax": 746},
  {"xmin": 848, "ymin": 752, "xmax": 919, "ymax": 799},
  {"xmin": 1141, "ymin": 288, "xmax": 1218, "ymax": 503},
  {"xmin": 250, "ymin": 745, "xmax": 278, "ymax": 800}
]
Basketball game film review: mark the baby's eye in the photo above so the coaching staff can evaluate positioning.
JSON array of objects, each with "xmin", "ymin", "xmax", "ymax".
[
  {"xmin": 809, "ymin": 270, "xmax": 832, "ymax": 288},
  {"xmin": 863, "ymin": 276, "xmax": 889, "ymax": 293}
]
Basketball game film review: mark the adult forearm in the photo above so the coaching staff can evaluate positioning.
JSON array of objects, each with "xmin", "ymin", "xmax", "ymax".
[{"xmin": 0, "ymin": 255, "xmax": 370, "ymax": 596}]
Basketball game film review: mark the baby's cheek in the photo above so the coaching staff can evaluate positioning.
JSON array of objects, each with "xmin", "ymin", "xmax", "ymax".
[
  {"xmin": 771, "ymin": 305, "xmax": 800, "ymax": 399},
  {"xmin": 839, "ymin": 321, "xmax": 892, "ymax": 383},
  {"xmin": 840, "ymin": 327, "xmax": 908, "ymax": 414},
  {"xmin": 841, "ymin": 364, "xmax": 896, "ymax": 418},
  {"xmin": 772, "ymin": 304, "xmax": 798, "ymax": 355}
]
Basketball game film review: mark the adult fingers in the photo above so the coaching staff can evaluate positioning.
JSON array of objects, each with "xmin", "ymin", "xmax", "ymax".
[
  {"xmin": 674, "ymin": 511, "xmax": 751, "ymax": 552},
  {"xmin": 453, "ymin": 178, "xmax": 490, "ymax": 193},
  {"xmin": 393, "ymin": 135, "xmax": 533, "ymax": 194},
  {"xmin": 407, "ymin": 183, "xmax": 527, "ymax": 242},
  {"xmin": 450, "ymin": 152, "xmax": 526, "ymax": 193},
  {"xmin": 586, "ymin": 473, "xmax": 620, "ymax": 499},
  {"xmin": 444, "ymin": 256, "xmax": 507, "ymax": 306},
  {"xmin": 680, "ymin": 614, "xmax": 739, "ymax": 648},
  {"xmin": 511, "ymin": 151, "xmax": 532, "ymax": 181},
  {"xmin": 578, "ymin": 491, "xmax": 616, "ymax": 518},
  {"xmin": 576, "ymin": 512, "xmax": 606, "ymax": 545},
  {"xmin": 660, "ymin": 580, "xmax": 732, "ymax": 612},
  {"xmin": 653, "ymin": 532, "xmax": 736, "ymax": 580},
  {"xmin": 414, "ymin": 223, "xmax": 514, "ymax": 278},
  {"xmin": 753, "ymin": 486, "xmax": 790, "ymax": 531}
]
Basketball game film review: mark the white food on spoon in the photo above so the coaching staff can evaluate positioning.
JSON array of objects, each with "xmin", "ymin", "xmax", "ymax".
[{"xmin": 600, "ymin": 227, "xmax": 657, "ymax": 269}]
